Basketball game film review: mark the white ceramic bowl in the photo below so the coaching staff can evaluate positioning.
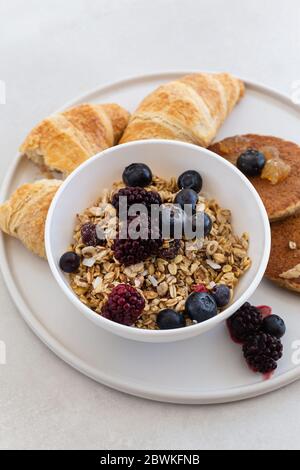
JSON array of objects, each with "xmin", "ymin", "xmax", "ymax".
[{"xmin": 46, "ymin": 140, "xmax": 270, "ymax": 343}]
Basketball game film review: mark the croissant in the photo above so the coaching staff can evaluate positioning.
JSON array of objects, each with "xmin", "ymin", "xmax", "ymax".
[
  {"xmin": 120, "ymin": 73, "xmax": 245, "ymax": 147},
  {"xmin": 0, "ymin": 179, "xmax": 61, "ymax": 258},
  {"xmin": 20, "ymin": 103, "xmax": 130, "ymax": 177}
]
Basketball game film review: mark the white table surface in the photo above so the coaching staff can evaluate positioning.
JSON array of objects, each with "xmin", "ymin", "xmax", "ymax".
[{"xmin": 1, "ymin": 0, "xmax": 300, "ymax": 450}]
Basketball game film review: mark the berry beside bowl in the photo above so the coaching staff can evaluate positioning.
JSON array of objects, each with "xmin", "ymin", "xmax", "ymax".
[{"xmin": 45, "ymin": 140, "xmax": 271, "ymax": 343}]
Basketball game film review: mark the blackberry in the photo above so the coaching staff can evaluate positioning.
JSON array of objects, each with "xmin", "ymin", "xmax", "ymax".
[
  {"xmin": 158, "ymin": 240, "xmax": 181, "ymax": 260},
  {"xmin": 113, "ymin": 237, "xmax": 162, "ymax": 266},
  {"xmin": 81, "ymin": 223, "xmax": 105, "ymax": 246},
  {"xmin": 113, "ymin": 214, "xmax": 162, "ymax": 266},
  {"xmin": 243, "ymin": 333, "xmax": 283, "ymax": 374},
  {"xmin": 227, "ymin": 302, "xmax": 263, "ymax": 343},
  {"xmin": 102, "ymin": 284, "xmax": 145, "ymax": 326},
  {"xmin": 112, "ymin": 187, "xmax": 162, "ymax": 215}
]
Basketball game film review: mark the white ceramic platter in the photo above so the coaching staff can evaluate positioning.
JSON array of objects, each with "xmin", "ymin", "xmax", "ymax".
[{"xmin": 1, "ymin": 72, "xmax": 300, "ymax": 404}]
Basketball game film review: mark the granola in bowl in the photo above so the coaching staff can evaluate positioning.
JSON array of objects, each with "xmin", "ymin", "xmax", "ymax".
[{"xmin": 59, "ymin": 164, "xmax": 251, "ymax": 330}]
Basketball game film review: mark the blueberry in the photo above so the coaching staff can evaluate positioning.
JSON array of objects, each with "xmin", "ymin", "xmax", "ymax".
[
  {"xmin": 157, "ymin": 309, "xmax": 186, "ymax": 330},
  {"xmin": 174, "ymin": 189, "xmax": 198, "ymax": 213},
  {"xmin": 122, "ymin": 163, "xmax": 152, "ymax": 187},
  {"xmin": 237, "ymin": 149, "xmax": 266, "ymax": 177},
  {"xmin": 59, "ymin": 252, "xmax": 80, "ymax": 273},
  {"xmin": 212, "ymin": 284, "xmax": 231, "ymax": 308},
  {"xmin": 185, "ymin": 292, "xmax": 218, "ymax": 323},
  {"xmin": 186, "ymin": 212, "xmax": 212, "ymax": 239},
  {"xmin": 186, "ymin": 212, "xmax": 201, "ymax": 240},
  {"xmin": 262, "ymin": 315, "xmax": 286, "ymax": 339},
  {"xmin": 160, "ymin": 204, "xmax": 186, "ymax": 239},
  {"xmin": 178, "ymin": 170, "xmax": 203, "ymax": 193},
  {"xmin": 204, "ymin": 213, "xmax": 213, "ymax": 237},
  {"xmin": 191, "ymin": 212, "xmax": 201, "ymax": 233}
]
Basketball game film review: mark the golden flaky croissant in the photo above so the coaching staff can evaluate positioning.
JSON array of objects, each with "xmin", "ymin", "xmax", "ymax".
[
  {"xmin": 20, "ymin": 103, "xmax": 130, "ymax": 177},
  {"xmin": 120, "ymin": 73, "xmax": 245, "ymax": 147},
  {"xmin": 0, "ymin": 179, "xmax": 61, "ymax": 258}
]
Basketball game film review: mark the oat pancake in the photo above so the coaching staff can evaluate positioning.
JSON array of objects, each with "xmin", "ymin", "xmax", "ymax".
[
  {"xmin": 209, "ymin": 135, "xmax": 300, "ymax": 222},
  {"xmin": 265, "ymin": 214, "xmax": 300, "ymax": 293}
]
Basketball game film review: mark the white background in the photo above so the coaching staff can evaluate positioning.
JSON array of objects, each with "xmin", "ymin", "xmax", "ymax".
[{"xmin": 1, "ymin": 0, "xmax": 300, "ymax": 450}]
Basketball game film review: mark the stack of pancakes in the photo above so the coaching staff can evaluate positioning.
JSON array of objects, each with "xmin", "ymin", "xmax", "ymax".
[{"xmin": 209, "ymin": 135, "xmax": 300, "ymax": 293}]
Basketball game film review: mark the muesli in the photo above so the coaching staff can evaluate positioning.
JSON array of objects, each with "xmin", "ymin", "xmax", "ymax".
[{"xmin": 59, "ymin": 164, "xmax": 251, "ymax": 330}]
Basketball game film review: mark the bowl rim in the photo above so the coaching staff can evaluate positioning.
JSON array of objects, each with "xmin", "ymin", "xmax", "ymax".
[{"xmin": 45, "ymin": 139, "xmax": 271, "ymax": 340}]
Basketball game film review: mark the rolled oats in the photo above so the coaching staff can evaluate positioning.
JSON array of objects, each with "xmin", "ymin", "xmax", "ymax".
[
  {"xmin": 169, "ymin": 284, "xmax": 177, "ymax": 299},
  {"xmin": 168, "ymin": 263, "xmax": 178, "ymax": 275},
  {"xmin": 213, "ymin": 253, "xmax": 226, "ymax": 264},
  {"xmin": 68, "ymin": 175, "xmax": 251, "ymax": 330},
  {"xmin": 157, "ymin": 281, "xmax": 168, "ymax": 297}
]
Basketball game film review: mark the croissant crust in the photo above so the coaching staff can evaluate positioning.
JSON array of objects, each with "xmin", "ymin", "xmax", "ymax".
[
  {"xmin": 0, "ymin": 179, "xmax": 61, "ymax": 258},
  {"xmin": 20, "ymin": 103, "xmax": 130, "ymax": 176},
  {"xmin": 120, "ymin": 73, "xmax": 245, "ymax": 147}
]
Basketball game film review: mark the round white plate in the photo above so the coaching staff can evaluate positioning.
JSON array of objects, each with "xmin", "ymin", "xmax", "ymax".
[{"xmin": 1, "ymin": 72, "xmax": 300, "ymax": 404}]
